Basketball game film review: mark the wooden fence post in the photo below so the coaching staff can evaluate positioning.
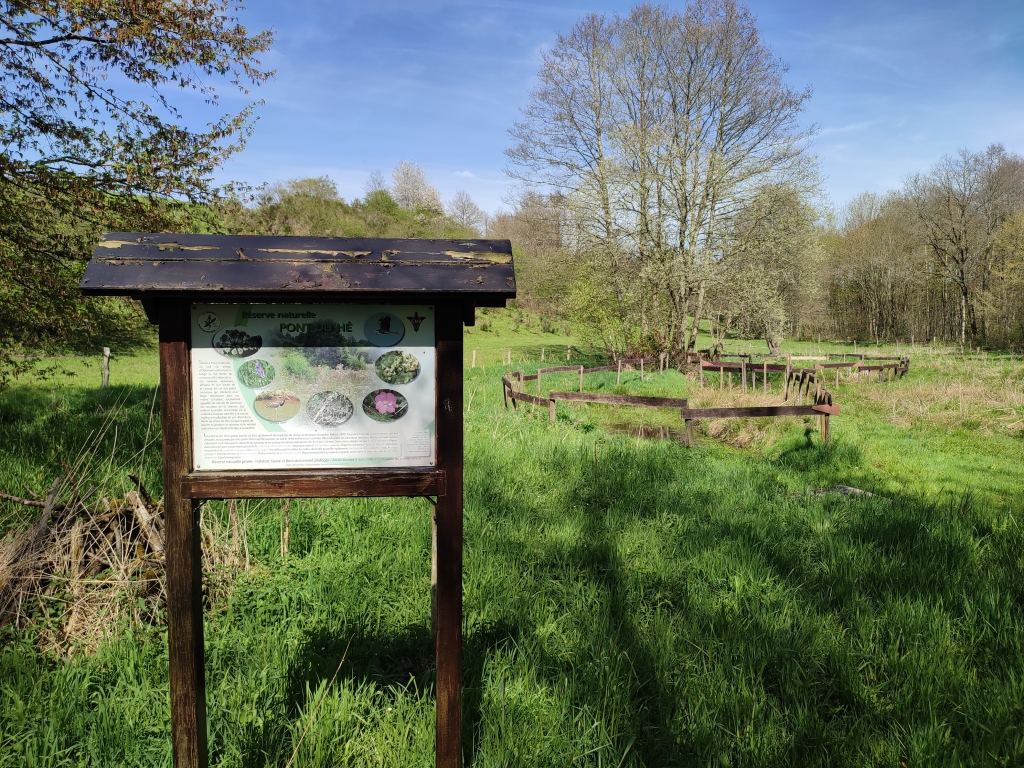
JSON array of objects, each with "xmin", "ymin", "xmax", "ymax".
[
  {"xmin": 579, "ymin": 365, "xmax": 584, "ymax": 393},
  {"xmin": 567, "ymin": 346, "xmax": 571, "ymax": 362},
  {"xmin": 471, "ymin": 350, "xmax": 476, "ymax": 369},
  {"xmin": 763, "ymin": 362, "xmax": 768, "ymax": 394},
  {"xmin": 741, "ymin": 359, "xmax": 747, "ymax": 394},
  {"xmin": 541, "ymin": 347, "xmax": 545, "ymax": 362},
  {"xmin": 699, "ymin": 361, "xmax": 705, "ymax": 388},
  {"xmin": 102, "ymin": 347, "xmax": 111, "ymax": 388},
  {"xmin": 684, "ymin": 418, "xmax": 694, "ymax": 448},
  {"xmin": 549, "ymin": 399, "xmax": 556, "ymax": 424},
  {"xmin": 617, "ymin": 359, "xmax": 622, "ymax": 386},
  {"xmin": 506, "ymin": 349, "xmax": 511, "ymax": 366}
]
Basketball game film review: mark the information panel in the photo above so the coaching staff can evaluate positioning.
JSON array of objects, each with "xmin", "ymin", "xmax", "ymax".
[{"xmin": 190, "ymin": 304, "xmax": 435, "ymax": 470}]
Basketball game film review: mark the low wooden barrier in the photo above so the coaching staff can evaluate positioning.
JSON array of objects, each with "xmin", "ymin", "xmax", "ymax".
[
  {"xmin": 536, "ymin": 365, "xmax": 585, "ymax": 394},
  {"xmin": 502, "ymin": 372, "xmax": 839, "ymax": 445},
  {"xmin": 616, "ymin": 357, "xmax": 660, "ymax": 384},
  {"xmin": 699, "ymin": 355, "xmax": 910, "ymax": 393},
  {"xmin": 548, "ymin": 391, "xmax": 689, "ymax": 408}
]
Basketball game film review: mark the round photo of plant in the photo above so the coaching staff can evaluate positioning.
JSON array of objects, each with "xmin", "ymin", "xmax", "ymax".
[
  {"xmin": 374, "ymin": 350, "xmax": 421, "ymax": 385},
  {"xmin": 237, "ymin": 359, "xmax": 276, "ymax": 389},
  {"xmin": 254, "ymin": 390, "xmax": 301, "ymax": 422},
  {"xmin": 362, "ymin": 389, "xmax": 409, "ymax": 422},
  {"xmin": 306, "ymin": 391, "xmax": 354, "ymax": 427}
]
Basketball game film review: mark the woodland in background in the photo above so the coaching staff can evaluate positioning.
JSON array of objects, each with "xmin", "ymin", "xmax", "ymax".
[
  {"xmin": 500, "ymin": 143, "xmax": 1024, "ymax": 357},
  {"xmin": 502, "ymin": 1, "xmax": 1024, "ymax": 358},
  {"xmin": 2, "ymin": 0, "xmax": 1022, "ymax": 387}
]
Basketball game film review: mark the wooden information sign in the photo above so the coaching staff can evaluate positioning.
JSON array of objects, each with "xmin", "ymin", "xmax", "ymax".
[{"xmin": 81, "ymin": 233, "xmax": 516, "ymax": 768}]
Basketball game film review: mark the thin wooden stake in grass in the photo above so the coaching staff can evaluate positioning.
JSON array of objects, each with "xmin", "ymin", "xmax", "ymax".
[
  {"xmin": 284, "ymin": 637, "xmax": 354, "ymax": 768},
  {"xmin": 280, "ymin": 499, "xmax": 290, "ymax": 558},
  {"xmin": 101, "ymin": 347, "xmax": 111, "ymax": 388}
]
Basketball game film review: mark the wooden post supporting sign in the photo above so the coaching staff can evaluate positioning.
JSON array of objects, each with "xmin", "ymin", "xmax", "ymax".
[{"xmin": 160, "ymin": 301, "xmax": 207, "ymax": 768}]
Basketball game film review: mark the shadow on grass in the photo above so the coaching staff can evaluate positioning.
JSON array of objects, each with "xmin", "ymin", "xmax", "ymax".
[
  {"xmin": 460, "ymin": 428, "xmax": 1024, "ymax": 765},
  {"xmin": 232, "ymin": 618, "xmax": 520, "ymax": 768}
]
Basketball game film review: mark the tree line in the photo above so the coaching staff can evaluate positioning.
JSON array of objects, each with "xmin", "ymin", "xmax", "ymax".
[
  {"xmin": 501, "ymin": 142, "xmax": 1024, "ymax": 357},
  {"xmin": 2, "ymin": 0, "xmax": 1022, "ymax": 393},
  {"xmin": 501, "ymin": 1, "xmax": 1024, "ymax": 357}
]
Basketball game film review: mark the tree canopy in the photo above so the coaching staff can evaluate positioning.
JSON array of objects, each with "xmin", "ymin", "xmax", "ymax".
[
  {"xmin": 0, "ymin": 0, "xmax": 273, "ymax": 384},
  {"xmin": 507, "ymin": 0, "xmax": 816, "ymax": 358}
]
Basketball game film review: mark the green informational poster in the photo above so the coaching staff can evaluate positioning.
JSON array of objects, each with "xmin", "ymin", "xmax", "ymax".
[{"xmin": 190, "ymin": 304, "xmax": 435, "ymax": 470}]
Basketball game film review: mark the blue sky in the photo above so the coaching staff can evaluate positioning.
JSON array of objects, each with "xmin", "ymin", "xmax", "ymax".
[{"xmin": 204, "ymin": 0, "xmax": 1024, "ymax": 215}]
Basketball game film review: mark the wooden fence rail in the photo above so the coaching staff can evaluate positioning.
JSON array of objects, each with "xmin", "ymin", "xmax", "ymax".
[{"xmin": 502, "ymin": 373, "xmax": 838, "ymax": 445}]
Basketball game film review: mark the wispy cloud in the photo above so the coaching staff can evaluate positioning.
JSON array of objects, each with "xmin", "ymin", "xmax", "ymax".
[
  {"xmin": 817, "ymin": 120, "xmax": 880, "ymax": 137},
  {"xmin": 454, "ymin": 170, "xmax": 478, "ymax": 178}
]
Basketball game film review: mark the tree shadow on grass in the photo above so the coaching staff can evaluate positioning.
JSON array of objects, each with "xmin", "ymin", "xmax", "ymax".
[
  {"xmin": 461, "ymin": 429, "xmax": 1024, "ymax": 766},
  {"xmin": 231, "ymin": 615, "xmax": 520, "ymax": 767}
]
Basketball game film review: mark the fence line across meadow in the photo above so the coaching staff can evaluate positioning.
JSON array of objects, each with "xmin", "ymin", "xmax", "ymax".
[{"xmin": 501, "ymin": 366, "xmax": 839, "ymax": 446}]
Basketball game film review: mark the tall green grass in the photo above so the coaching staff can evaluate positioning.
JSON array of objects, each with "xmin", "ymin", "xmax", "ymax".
[{"xmin": 1, "ymin": 324, "xmax": 1022, "ymax": 766}]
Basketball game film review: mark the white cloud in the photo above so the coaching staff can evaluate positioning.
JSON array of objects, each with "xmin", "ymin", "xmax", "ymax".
[{"xmin": 454, "ymin": 170, "xmax": 478, "ymax": 178}]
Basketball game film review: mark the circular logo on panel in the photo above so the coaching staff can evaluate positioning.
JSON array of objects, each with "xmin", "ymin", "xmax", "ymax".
[
  {"xmin": 197, "ymin": 312, "xmax": 220, "ymax": 332},
  {"xmin": 364, "ymin": 312, "xmax": 405, "ymax": 347}
]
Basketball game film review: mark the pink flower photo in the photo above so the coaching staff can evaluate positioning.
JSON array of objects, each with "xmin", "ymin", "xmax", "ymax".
[
  {"xmin": 374, "ymin": 391, "xmax": 397, "ymax": 414},
  {"xmin": 362, "ymin": 389, "xmax": 408, "ymax": 422}
]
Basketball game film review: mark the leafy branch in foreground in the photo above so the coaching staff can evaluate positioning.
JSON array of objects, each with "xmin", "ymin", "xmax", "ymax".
[{"xmin": 0, "ymin": 0, "xmax": 274, "ymax": 385}]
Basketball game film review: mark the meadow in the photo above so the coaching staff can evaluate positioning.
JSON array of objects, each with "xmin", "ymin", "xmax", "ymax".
[{"xmin": 1, "ymin": 308, "xmax": 1022, "ymax": 767}]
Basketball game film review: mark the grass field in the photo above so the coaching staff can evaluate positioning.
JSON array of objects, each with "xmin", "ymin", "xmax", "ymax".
[{"xmin": 1, "ymin": 308, "xmax": 1022, "ymax": 766}]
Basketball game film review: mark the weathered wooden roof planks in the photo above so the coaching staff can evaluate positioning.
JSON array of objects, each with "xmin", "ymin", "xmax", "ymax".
[{"xmin": 79, "ymin": 233, "xmax": 516, "ymax": 304}]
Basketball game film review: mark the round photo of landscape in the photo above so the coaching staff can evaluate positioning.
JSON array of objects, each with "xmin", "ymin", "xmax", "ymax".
[
  {"xmin": 212, "ymin": 328, "xmax": 262, "ymax": 357},
  {"xmin": 363, "ymin": 312, "xmax": 405, "ymax": 347},
  {"xmin": 237, "ymin": 359, "xmax": 275, "ymax": 389},
  {"xmin": 362, "ymin": 389, "xmax": 409, "ymax": 422},
  {"xmin": 374, "ymin": 350, "xmax": 421, "ymax": 385},
  {"xmin": 306, "ymin": 391, "xmax": 354, "ymax": 427},
  {"xmin": 254, "ymin": 390, "xmax": 301, "ymax": 422}
]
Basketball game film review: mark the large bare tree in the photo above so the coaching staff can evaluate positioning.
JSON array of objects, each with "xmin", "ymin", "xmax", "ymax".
[
  {"xmin": 904, "ymin": 145, "xmax": 1024, "ymax": 346},
  {"xmin": 507, "ymin": 0, "xmax": 814, "ymax": 358}
]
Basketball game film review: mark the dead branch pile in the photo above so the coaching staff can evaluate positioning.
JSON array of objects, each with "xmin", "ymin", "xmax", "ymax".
[{"xmin": 0, "ymin": 473, "xmax": 245, "ymax": 654}]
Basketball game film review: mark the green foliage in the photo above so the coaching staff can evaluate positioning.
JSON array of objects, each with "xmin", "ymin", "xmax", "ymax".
[
  {"xmin": 0, "ymin": 0, "xmax": 273, "ymax": 389},
  {"xmin": 374, "ymin": 351, "xmax": 421, "ymax": 385},
  {"xmin": 215, "ymin": 177, "xmax": 482, "ymax": 240},
  {"xmin": 280, "ymin": 353, "xmax": 313, "ymax": 382}
]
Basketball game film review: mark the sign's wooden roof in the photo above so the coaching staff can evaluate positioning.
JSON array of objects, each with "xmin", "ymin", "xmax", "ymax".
[{"xmin": 80, "ymin": 233, "xmax": 516, "ymax": 304}]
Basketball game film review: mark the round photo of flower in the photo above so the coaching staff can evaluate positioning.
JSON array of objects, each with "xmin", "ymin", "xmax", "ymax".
[
  {"xmin": 362, "ymin": 389, "xmax": 409, "ymax": 422},
  {"xmin": 374, "ymin": 350, "xmax": 421, "ymax": 385},
  {"xmin": 254, "ymin": 390, "xmax": 301, "ymax": 422},
  {"xmin": 306, "ymin": 391, "xmax": 354, "ymax": 427},
  {"xmin": 237, "ymin": 359, "xmax": 275, "ymax": 389}
]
